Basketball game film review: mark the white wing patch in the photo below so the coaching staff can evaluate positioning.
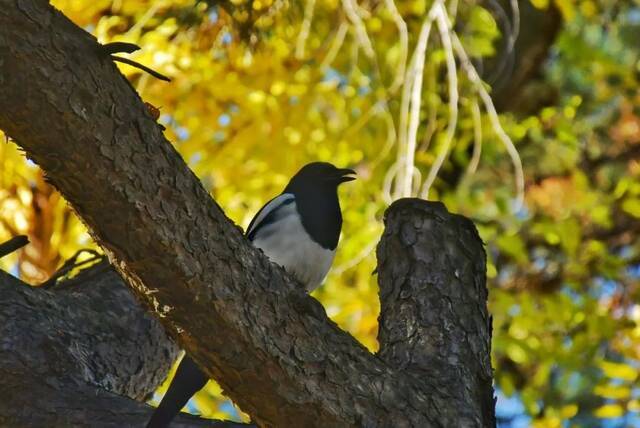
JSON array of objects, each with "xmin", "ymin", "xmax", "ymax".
[
  {"xmin": 251, "ymin": 199, "xmax": 335, "ymax": 291},
  {"xmin": 246, "ymin": 193, "xmax": 295, "ymax": 237}
]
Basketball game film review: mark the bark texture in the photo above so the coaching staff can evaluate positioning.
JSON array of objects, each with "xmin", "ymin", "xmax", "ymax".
[
  {"xmin": 377, "ymin": 200, "xmax": 494, "ymax": 427},
  {"xmin": 0, "ymin": 262, "xmax": 245, "ymax": 427},
  {"xmin": 0, "ymin": 1, "xmax": 495, "ymax": 426}
]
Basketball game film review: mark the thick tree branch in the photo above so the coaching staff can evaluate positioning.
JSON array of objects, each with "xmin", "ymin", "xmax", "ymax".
[
  {"xmin": 377, "ymin": 200, "xmax": 494, "ymax": 427},
  {"xmin": 0, "ymin": 264, "xmax": 244, "ymax": 427},
  {"xmin": 0, "ymin": 1, "xmax": 494, "ymax": 426}
]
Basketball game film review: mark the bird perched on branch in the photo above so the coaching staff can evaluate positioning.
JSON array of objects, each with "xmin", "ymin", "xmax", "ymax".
[{"xmin": 147, "ymin": 162, "xmax": 355, "ymax": 427}]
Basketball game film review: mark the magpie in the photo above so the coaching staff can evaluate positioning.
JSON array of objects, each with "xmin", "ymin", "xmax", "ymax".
[{"xmin": 147, "ymin": 162, "xmax": 355, "ymax": 427}]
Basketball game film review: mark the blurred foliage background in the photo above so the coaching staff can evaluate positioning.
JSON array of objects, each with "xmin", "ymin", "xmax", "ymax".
[{"xmin": 1, "ymin": 0, "xmax": 640, "ymax": 426}]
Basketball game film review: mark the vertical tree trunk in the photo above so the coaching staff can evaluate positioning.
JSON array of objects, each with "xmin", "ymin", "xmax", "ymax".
[{"xmin": 378, "ymin": 199, "xmax": 494, "ymax": 427}]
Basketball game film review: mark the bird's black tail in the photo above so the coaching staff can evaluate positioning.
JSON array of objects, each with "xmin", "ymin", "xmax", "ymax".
[{"xmin": 146, "ymin": 355, "xmax": 208, "ymax": 428}]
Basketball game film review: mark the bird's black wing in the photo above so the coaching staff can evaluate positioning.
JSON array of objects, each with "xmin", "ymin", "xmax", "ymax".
[{"xmin": 246, "ymin": 193, "xmax": 295, "ymax": 241}]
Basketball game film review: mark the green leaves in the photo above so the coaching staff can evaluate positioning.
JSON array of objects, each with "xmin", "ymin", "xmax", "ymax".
[{"xmin": 462, "ymin": 6, "xmax": 500, "ymax": 57}]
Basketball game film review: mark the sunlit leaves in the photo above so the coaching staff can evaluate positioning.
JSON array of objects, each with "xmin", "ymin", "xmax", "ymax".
[
  {"xmin": 593, "ymin": 403, "xmax": 624, "ymax": 419},
  {"xmin": 598, "ymin": 360, "xmax": 638, "ymax": 383}
]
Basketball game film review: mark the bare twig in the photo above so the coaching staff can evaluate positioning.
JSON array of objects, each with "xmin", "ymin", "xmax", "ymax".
[
  {"xmin": 466, "ymin": 98, "xmax": 483, "ymax": 175},
  {"xmin": 0, "ymin": 235, "xmax": 28, "ymax": 259},
  {"xmin": 384, "ymin": 0, "xmax": 408, "ymax": 92},
  {"xmin": 320, "ymin": 22, "xmax": 348, "ymax": 69},
  {"xmin": 452, "ymin": 32, "xmax": 525, "ymax": 208},
  {"xmin": 398, "ymin": 6, "xmax": 436, "ymax": 198},
  {"xmin": 421, "ymin": 1, "xmax": 459, "ymax": 200},
  {"xmin": 295, "ymin": 0, "xmax": 316, "ymax": 59},
  {"xmin": 111, "ymin": 55, "xmax": 171, "ymax": 82},
  {"xmin": 99, "ymin": 42, "xmax": 141, "ymax": 55},
  {"xmin": 341, "ymin": 0, "xmax": 375, "ymax": 58},
  {"xmin": 40, "ymin": 249, "xmax": 105, "ymax": 288}
]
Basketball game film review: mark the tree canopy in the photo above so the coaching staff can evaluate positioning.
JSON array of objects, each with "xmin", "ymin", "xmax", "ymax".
[{"xmin": 1, "ymin": 0, "xmax": 640, "ymax": 426}]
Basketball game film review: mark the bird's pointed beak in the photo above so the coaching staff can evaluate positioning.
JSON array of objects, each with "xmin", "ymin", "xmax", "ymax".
[{"xmin": 337, "ymin": 168, "xmax": 357, "ymax": 183}]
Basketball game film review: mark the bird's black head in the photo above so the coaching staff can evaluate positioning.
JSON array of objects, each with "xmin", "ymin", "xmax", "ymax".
[
  {"xmin": 284, "ymin": 162, "xmax": 356, "ymax": 194},
  {"xmin": 283, "ymin": 162, "xmax": 355, "ymax": 250}
]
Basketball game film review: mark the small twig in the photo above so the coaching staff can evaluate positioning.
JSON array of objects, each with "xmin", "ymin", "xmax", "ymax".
[
  {"xmin": 0, "ymin": 235, "xmax": 29, "ymax": 259},
  {"xmin": 40, "ymin": 249, "xmax": 105, "ymax": 288},
  {"xmin": 110, "ymin": 56, "xmax": 171, "ymax": 82},
  {"xmin": 320, "ymin": 22, "xmax": 348, "ymax": 69},
  {"xmin": 451, "ymin": 31, "xmax": 525, "ymax": 209},
  {"xmin": 466, "ymin": 98, "xmax": 483, "ymax": 175},
  {"xmin": 370, "ymin": 102, "xmax": 398, "ymax": 171},
  {"xmin": 384, "ymin": 0, "xmax": 408, "ymax": 93},
  {"xmin": 400, "ymin": 7, "xmax": 436, "ymax": 198},
  {"xmin": 421, "ymin": 1, "xmax": 459, "ymax": 200},
  {"xmin": 295, "ymin": 0, "xmax": 316, "ymax": 59},
  {"xmin": 341, "ymin": 0, "xmax": 375, "ymax": 58},
  {"xmin": 99, "ymin": 42, "xmax": 141, "ymax": 55}
]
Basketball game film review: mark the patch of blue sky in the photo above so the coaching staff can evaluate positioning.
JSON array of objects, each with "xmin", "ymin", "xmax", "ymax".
[
  {"xmin": 627, "ymin": 263, "xmax": 640, "ymax": 279},
  {"xmin": 510, "ymin": 200, "xmax": 529, "ymax": 220},
  {"xmin": 159, "ymin": 113, "xmax": 173, "ymax": 125},
  {"xmin": 189, "ymin": 152, "xmax": 202, "ymax": 165},
  {"xmin": 185, "ymin": 398, "xmax": 199, "ymax": 414},
  {"xmin": 322, "ymin": 67, "xmax": 347, "ymax": 87},
  {"xmin": 592, "ymin": 277, "xmax": 619, "ymax": 299},
  {"xmin": 508, "ymin": 304, "xmax": 521, "ymax": 317},
  {"xmin": 148, "ymin": 391, "xmax": 161, "ymax": 406},
  {"xmin": 289, "ymin": 95, "xmax": 300, "ymax": 105},
  {"xmin": 618, "ymin": 245, "xmax": 633, "ymax": 259},
  {"xmin": 598, "ymin": 415, "xmax": 634, "ymax": 428},
  {"xmin": 222, "ymin": 32, "xmax": 232, "ymax": 45},
  {"xmin": 563, "ymin": 335, "xmax": 574, "ymax": 350},
  {"xmin": 176, "ymin": 126, "xmax": 190, "ymax": 141},
  {"xmin": 10, "ymin": 262, "xmax": 19, "ymax": 278},
  {"xmin": 532, "ymin": 256, "xmax": 546, "ymax": 271},
  {"xmin": 208, "ymin": 8, "xmax": 218, "ymax": 24},
  {"xmin": 560, "ymin": 286, "xmax": 583, "ymax": 304},
  {"xmin": 358, "ymin": 85, "xmax": 371, "ymax": 96},
  {"xmin": 495, "ymin": 389, "xmax": 530, "ymax": 428},
  {"xmin": 626, "ymin": 8, "xmax": 640, "ymax": 24},
  {"xmin": 218, "ymin": 113, "xmax": 231, "ymax": 127},
  {"xmin": 497, "ymin": 265, "xmax": 516, "ymax": 284},
  {"xmin": 565, "ymin": 372, "xmax": 583, "ymax": 396},
  {"xmin": 219, "ymin": 400, "xmax": 241, "ymax": 420}
]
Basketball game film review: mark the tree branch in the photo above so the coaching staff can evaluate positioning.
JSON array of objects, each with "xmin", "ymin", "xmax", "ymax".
[
  {"xmin": 0, "ymin": 234, "xmax": 29, "ymax": 258},
  {"xmin": 0, "ymin": 264, "xmax": 245, "ymax": 427},
  {"xmin": 377, "ymin": 200, "xmax": 494, "ymax": 426}
]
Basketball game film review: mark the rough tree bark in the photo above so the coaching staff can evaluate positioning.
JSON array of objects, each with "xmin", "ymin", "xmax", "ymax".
[
  {"xmin": 0, "ymin": 262, "xmax": 247, "ymax": 427},
  {"xmin": 0, "ymin": 1, "xmax": 494, "ymax": 427},
  {"xmin": 377, "ymin": 200, "xmax": 494, "ymax": 426}
]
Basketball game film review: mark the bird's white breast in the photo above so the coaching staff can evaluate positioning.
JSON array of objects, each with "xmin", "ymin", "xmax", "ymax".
[{"xmin": 251, "ymin": 200, "xmax": 335, "ymax": 291}]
